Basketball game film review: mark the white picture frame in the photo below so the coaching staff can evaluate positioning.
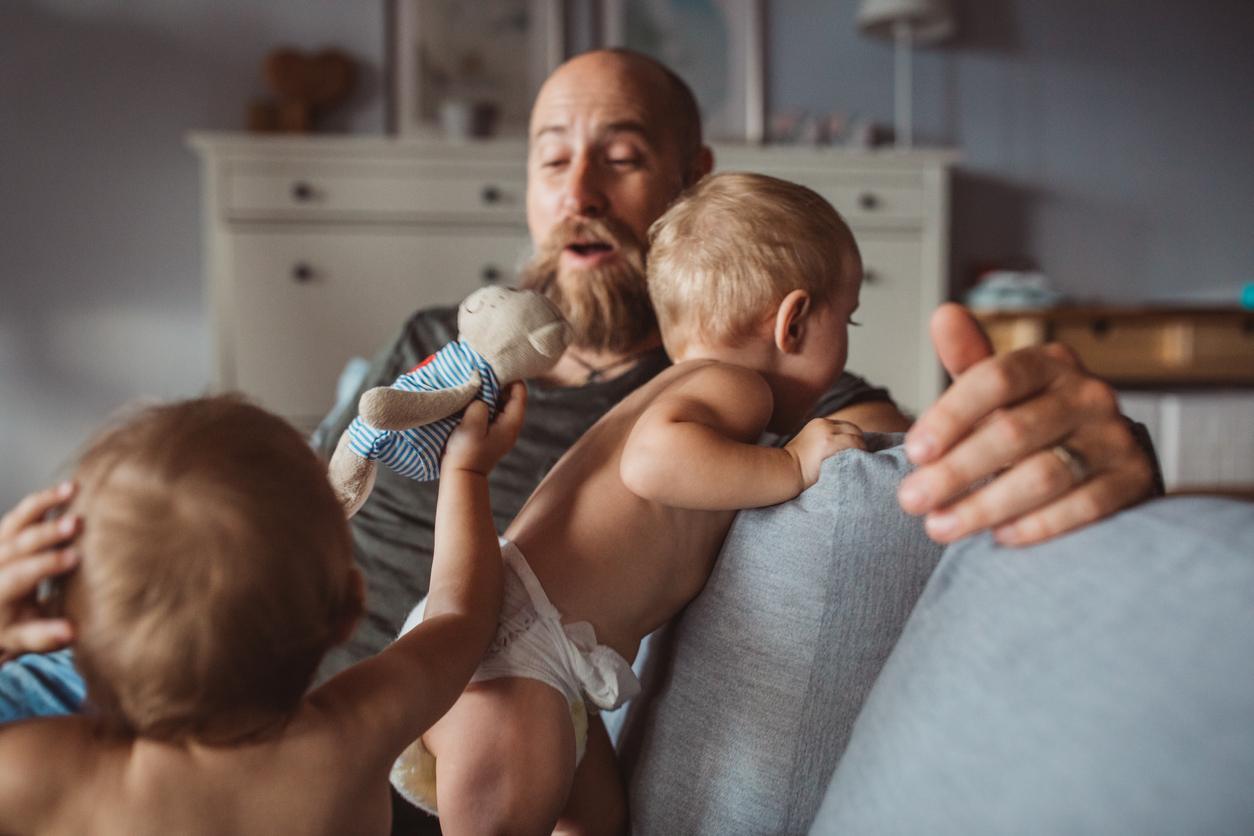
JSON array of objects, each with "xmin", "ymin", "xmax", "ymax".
[
  {"xmin": 601, "ymin": 0, "xmax": 764, "ymax": 143},
  {"xmin": 392, "ymin": 0, "xmax": 564, "ymax": 138}
]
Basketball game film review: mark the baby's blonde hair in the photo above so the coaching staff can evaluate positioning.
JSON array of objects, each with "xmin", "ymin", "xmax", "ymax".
[{"xmin": 647, "ymin": 171, "xmax": 861, "ymax": 354}]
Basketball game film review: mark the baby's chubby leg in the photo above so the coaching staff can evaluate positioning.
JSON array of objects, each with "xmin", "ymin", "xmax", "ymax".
[
  {"xmin": 424, "ymin": 676, "xmax": 578, "ymax": 836},
  {"xmin": 553, "ymin": 715, "xmax": 627, "ymax": 836}
]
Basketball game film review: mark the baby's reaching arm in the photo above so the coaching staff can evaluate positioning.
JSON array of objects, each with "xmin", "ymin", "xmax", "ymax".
[
  {"xmin": 621, "ymin": 363, "xmax": 865, "ymax": 510},
  {"xmin": 308, "ymin": 384, "xmax": 524, "ymax": 766}
]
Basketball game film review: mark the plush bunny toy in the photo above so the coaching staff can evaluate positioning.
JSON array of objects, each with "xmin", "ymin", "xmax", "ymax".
[{"xmin": 329, "ymin": 286, "xmax": 571, "ymax": 517}]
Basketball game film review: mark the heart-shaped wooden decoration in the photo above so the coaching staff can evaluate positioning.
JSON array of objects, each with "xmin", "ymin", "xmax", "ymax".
[{"xmin": 264, "ymin": 48, "xmax": 356, "ymax": 110}]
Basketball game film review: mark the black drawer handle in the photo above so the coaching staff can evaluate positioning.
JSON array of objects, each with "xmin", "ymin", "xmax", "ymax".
[
  {"xmin": 291, "ymin": 181, "xmax": 316, "ymax": 202},
  {"xmin": 863, "ymin": 268, "xmax": 880, "ymax": 285},
  {"xmin": 481, "ymin": 265, "xmax": 502, "ymax": 284},
  {"xmin": 292, "ymin": 263, "xmax": 315, "ymax": 283},
  {"xmin": 858, "ymin": 192, "xmax": 880, "ymax": 210},
  {"xmin": 481, "ymin": 185, "xmax": 502, "ymax": 205}
]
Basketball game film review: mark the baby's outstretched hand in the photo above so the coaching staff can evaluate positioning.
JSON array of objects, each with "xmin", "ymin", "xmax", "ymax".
[
  {"xmin": 443, "ymin": 382, "xmax": 528, "ymax": 476},
  {"xmin": 0, "ymin": 482, "xmax": 81, "ymax": 661},
  {"xmin": 785, "ymin": 418, "xmax": 867, "ymax": 492}
]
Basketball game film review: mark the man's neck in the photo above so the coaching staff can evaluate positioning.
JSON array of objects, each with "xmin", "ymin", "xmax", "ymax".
[{"xmin": 537, "ymin": 335, "xmax": 664, "ymax": 387}]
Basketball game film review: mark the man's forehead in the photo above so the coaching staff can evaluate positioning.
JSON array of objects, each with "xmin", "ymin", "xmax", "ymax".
[{"xmin": 529, "ymin": 59, "xmax": 670, "ymax": 144}]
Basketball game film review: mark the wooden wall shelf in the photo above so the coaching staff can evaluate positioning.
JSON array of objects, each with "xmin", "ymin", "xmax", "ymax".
[{"xmin": 974, "ymin": 306, "xmax": 1254, "ymax": 386}]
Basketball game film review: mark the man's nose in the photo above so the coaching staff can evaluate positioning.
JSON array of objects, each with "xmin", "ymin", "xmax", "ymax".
[{"xmin": 561, "ymin": 153, "xmax": 608, "ymax": 218}]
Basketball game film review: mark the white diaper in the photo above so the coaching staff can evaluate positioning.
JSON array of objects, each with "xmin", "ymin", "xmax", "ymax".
[{"xmin": 389, "ymin": 540, "xmax": 640, "ymax": 815}]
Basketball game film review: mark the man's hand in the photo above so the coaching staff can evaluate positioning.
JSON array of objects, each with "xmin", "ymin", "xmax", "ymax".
[
  {"xmin": 785, "ymin": 418, "xmax": 867, "ymax": 492},
  {"xmin": 898, "ymin": 303, "xmax": 1155, "ymax": 545},
  {"xmin": 442, "ymin": 382, "xmax": 528, "ymax": 476},
  {"xmin": 0, "ymin": 482, "xmax": 81, "ymax": 660}
]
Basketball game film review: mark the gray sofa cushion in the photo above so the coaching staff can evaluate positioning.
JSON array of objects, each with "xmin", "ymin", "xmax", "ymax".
[
  {"xmin": 812, "ymin": 496, "xmax": 1254, "ymax": 836},
  {"xmin": 617, "ymin": 434, "xmax": 944, "ymax": 835}
]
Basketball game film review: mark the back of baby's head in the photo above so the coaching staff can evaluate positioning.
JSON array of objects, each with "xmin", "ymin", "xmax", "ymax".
[
  {"xmin": 647, "ymin": 171, "xmax": 861, "ymax": 354},
  {"xmin": 68, "ymin": 395, "xmax": 361, "ymax": 744}
]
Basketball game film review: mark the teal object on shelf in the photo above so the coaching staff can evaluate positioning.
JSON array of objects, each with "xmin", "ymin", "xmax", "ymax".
[{"xmin": 1242, "ymin": 283, "xmax": 1254, "ymax": 310}]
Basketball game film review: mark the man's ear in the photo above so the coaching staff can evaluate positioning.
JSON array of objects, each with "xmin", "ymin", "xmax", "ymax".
[
  {"xmin": 685, "ymin": 146, "xmax": 715, "ymax": 187},
  {"xmin": 772, "ymin": 289, "xmax": 812, "ymax": 354}
]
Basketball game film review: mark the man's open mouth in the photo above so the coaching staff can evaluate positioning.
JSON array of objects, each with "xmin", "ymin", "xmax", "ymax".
[{"xmin": 567, "ymin": 241, "xmax": 613, "ymax": 256}]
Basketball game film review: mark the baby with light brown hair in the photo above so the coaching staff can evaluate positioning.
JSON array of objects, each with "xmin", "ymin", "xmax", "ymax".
[
  {"xmin": 0, "ymin": 389, "xmax": 525, "ymax": 835},
  {"xmin": 395, "ymin": 171, "xmax": 869, "ymax": 836}
]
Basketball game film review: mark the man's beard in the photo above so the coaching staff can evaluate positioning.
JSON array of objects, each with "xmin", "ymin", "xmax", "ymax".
[{"xmin": 517, "ymin": 216, "xmax": 657, "ymax": 354}]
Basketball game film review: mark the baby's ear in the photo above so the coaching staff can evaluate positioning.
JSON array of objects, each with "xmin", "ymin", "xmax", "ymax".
[{"xmin": 772, "ymin": 289, "xmax": 812, "ymax": 353}]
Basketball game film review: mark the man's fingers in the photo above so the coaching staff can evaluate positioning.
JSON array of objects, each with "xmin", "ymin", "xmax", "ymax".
[
  {"xmin": 0, "ymin": 619, "xmax": 75, "ymax": 655},
  {"xmin": 915, "ymin": 447, "xmax": 1093, "ymax": 542},
  {"xmin": 905, "ymin": 346, "xmax": 1075, "ymax": 465},
  {"xmin": 899, "ymin": 390, "xmax": 1082, "ymax": 513},
  {"xmin": 929, "ymin": 302, "xmax": 994, "ymax": 379},
  {"xmin": 0, "ymin": 549, "xmax": 78, "ymax": 603},
  {"xmin": 913, "ymin": 419, "xmax": 1153, "ymax": 544},
  {"xmin": 0, "ymin": 482, "xmax": 76, "ymax": 540},
  {"xmin": 990, "ymin": 469, "xmax": 1150, "ymax": 546}
]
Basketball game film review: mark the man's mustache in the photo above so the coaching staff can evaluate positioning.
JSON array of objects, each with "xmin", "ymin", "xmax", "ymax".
[{"xmin": 534, "ymin": 216, "xmax": 645, "ymax": 270}]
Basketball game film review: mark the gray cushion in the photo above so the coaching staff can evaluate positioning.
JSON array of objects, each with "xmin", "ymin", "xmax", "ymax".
[
  {"xmin": 617, "ymin": 435, "xmax": 944, "ymax": 835},
  {"xmin": 812, "ymin": 496, "xmax": 1254, "ymax": 836}
]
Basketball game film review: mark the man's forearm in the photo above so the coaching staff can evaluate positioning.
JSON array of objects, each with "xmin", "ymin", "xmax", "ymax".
[{"xmin": 827, "ymin": 400, "xmax": 912, "ymax": 433}]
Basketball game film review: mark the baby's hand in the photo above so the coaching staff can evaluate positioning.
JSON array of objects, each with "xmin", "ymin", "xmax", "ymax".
[
  {"xmin": 0, "ymin": 482, "xmax": 81, "ymax": 660},
  {"xmin": 785, "ymin": 418, "xmax": 867, "ymax": 492},
  {"xmin": 443, "ymin": 382, "xmax": 528, "ymax": 476}
]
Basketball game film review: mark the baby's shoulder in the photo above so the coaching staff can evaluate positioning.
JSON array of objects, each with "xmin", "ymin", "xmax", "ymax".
[
  {"xmin": 659, "ymin": 360, "xmax": 772, "ymax": 414},
  {"xmin": 0, "ymin": 717, "xmax": 102, "ymax": 827},
  {"xmin": 666, "ymin": 359, "xmax": 768, "ymax": 396}
]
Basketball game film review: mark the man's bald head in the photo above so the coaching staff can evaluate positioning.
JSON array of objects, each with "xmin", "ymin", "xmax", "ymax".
[
  {"xmin": 534, "ymin": 48, "xmax": 705, "ymax": 179},
  {"xmin": 599, "ymin": 48, "xmax": 703, "ymax": 172}
]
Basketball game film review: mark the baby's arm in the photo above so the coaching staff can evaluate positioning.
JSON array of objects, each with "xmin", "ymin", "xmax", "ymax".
[
  {"xmin": 621, "ymin": 363, "xmax": 865, "ymax": 510},
  {"xmin": 308, "ymin": 384, "xmax": 524, "ymax": 765}
]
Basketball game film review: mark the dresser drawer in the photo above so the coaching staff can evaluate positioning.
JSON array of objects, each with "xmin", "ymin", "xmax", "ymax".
[
  {"xmin": 222, "ymin": 228, "xmax": 531, "ymax": 426},
  {"xmin": 810, "ymin": 183, "xmax": 924, "ymax": 223},
  {"xmin": 223, "ymin": 166, "xmax": 527, "ymax": 222},
  {"xmin": 848, "ymin": 230, "xmax": 936, "ymax": 416}
]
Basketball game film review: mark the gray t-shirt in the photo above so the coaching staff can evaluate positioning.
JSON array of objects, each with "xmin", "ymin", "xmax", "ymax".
[{"xmin": 314, "ymin": 306, "xmax": 892, "ymax": 682}]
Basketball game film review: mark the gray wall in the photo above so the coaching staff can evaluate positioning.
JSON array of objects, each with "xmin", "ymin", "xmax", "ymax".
[
  {"xmin": 2, "ymin": 0, "xmax": 1251, "ymax": 509},
  {"xmin": 0, "ymin": 0, "xmax": 385, "ymax": 509},
  {"xmin": 770, "ymin": 0, "xmax": 1254, "ymax": 302}
]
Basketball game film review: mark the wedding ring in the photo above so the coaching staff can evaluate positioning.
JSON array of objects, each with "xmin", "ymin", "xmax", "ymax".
[{"xmin": 1051, "ymin": 443, "xmax": 1091, "ymax": 485}]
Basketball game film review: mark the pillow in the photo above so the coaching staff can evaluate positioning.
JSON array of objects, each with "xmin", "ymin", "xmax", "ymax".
[
  {"xmin": 616, "ymin": 434, "xmax": 944, "ymax": 835},
  {"xmin": 811, "ymin": 496, "xmax": 1254, "ymax": 836}
]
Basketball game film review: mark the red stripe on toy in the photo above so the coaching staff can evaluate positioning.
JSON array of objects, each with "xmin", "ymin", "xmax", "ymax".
[{"xmin": 406, "ymin": 354, "xmax": 437, "ymax": 375}]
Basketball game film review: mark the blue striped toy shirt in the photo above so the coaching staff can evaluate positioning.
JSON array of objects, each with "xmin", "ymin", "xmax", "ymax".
[{"xmin": 345, "ymin": 341, "xmax": 501, "ymax": 481}]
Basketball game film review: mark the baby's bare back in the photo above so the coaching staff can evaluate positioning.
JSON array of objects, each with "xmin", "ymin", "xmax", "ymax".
[
  {"xmin": 4, "ymin": 713, "xmax": 394, "ymax": 836},
  {"xmin": 506, "ymin": 362, "xmax": 761, "ymax": 664}
]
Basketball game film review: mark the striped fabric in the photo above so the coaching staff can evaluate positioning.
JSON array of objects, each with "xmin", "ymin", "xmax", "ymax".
[{"xmin": 345, "ymin": 341, "xmax": 501, "ymax": 481}]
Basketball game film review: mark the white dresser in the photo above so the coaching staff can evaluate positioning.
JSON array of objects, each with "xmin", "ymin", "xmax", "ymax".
[{"xmin": 190, "ymin": 133, "xmax": 954, "ymax": 430}]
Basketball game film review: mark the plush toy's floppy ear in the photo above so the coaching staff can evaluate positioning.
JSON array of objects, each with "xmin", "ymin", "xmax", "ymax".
[{"xmin": 529, "ymin": 320, "xmax": 572, "ymax": 358}]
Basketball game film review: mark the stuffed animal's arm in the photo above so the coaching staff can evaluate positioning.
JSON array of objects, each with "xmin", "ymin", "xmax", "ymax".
[{"xmin": 359, "ymin": 371, "xmax": 481, "ymax": 431}]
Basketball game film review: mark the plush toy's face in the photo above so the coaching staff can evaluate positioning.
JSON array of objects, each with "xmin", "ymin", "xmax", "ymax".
[{"xmin": 457, "ymin": 287, "xmax": 572, "ymax": 382}]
